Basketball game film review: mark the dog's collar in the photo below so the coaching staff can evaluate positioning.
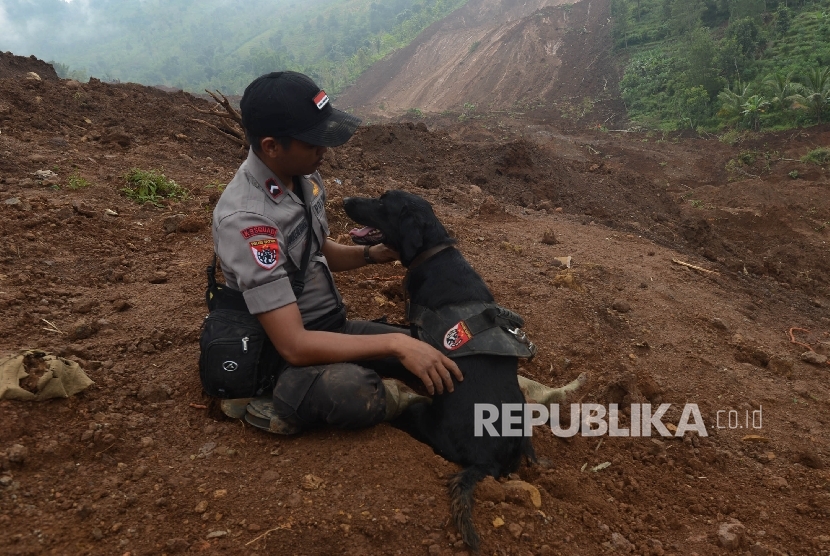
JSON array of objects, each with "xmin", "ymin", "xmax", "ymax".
[
  {"xmin": 403, "ymin": 244, "xmax": 454, "ymax": 316},
  {"xmin": 406, "ymin": 244, "xmax": 454, "ymax": 272}
]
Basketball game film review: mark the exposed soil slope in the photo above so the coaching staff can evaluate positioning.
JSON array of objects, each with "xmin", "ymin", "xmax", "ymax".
[
  {"xmin": 339, "ymin": 0, "xmax": 622, "ymax": 126},
  {"xmin": 1, "ymin": 50, "xmax": 830, "ymax": 556},
  {"xmin": 0, "ymin": 52, "xmax": 60, "ymax": 80}
]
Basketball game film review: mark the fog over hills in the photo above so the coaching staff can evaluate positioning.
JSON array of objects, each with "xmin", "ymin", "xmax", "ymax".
[{"xmin": 0, "ymin": 0, "xmax": 466, "ymax": 94}]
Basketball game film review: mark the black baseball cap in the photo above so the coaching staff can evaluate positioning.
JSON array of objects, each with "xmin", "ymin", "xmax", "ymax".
[{"xmin": 240, "ymin": 71, "xmax": 361, "ymax": 147}]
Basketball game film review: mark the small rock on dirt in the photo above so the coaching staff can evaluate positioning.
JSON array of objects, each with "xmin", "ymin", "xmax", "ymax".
[
  {"xmin": 137, "ymin": 383, "xmax": 170, "ymax": 403},
  {"xmin": 149, "ymin": 271, "xmax": 168, "ymax": 284},
  {"xmin": 611, "ymin": 299, "xmax": 631, "ymax": 313},
  {"xmin": 163, "ymin": 214, "xmax": 186, "ymax": 233},
  {"xmin": 68, "ymin": 319, "xmax": 97, "ymax": 341},
  {"xmin": 801, "ymin": 351, "xmax": 828, "ymax": 365},
  {"xmin": 476, "ymin": 476, "xmax": 506, "ymax": 503},
  {"xmin": 541, "ymin": 230, "xmax": 559, "ymax": 245},
  {"xmin": 8, "ymin": 444, "xmax": 29, "ymax": 464},
  {"xmin": 112, "ymin": 299, "xmax": 131, "ymax": 312},
  {"xmin": 194, "ymin": 500, "xmax": 209, "ymax": 514},
  {"xmin": 610, "ymin": 532, "xmax": 634, "ymax": 552},
  {"xmin": 416, "ymin": 173, "xmax": 441, "ymax": 189},
  {"xmin": 717, "ymin": 519, "xmax": 745, "ymax": 550},
  {"xmin": 508, "ymin": 522, "xmax": 523, "ymax": 538},
  {"xmin": 502, "ymin": 480, "xmax": 542, "ymax": 508},
  {"xmin": 72, "ymin": 299, "xmax": 99, "ymax": 314},
  {"xmin": 797, "ymin": 450, "xmax": 824, "ymax": 469},
  {"xmin": 711, "ymin": 318, "xmax": 728, "ymax": 331},
  {"xmin": 205, "ymin": 530, "xmax": 227, "ymax": 539},
  {"xmin": 177, "ymin": 215, "xmax": 205, "ymax": 233},
  {"xmin": 72, "ymin": 200, "xmax": 96, "ymax": 217}
]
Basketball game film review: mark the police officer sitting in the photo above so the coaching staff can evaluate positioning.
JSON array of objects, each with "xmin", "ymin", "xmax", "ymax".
[{"xmin": 212, "ymin": 71, "xmax": 463, "ymax": 434}]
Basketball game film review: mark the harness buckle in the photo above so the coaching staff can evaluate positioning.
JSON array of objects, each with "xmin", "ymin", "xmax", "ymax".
[{"xmin": 506, "ymin": 327, "xmax": 537, "ymax": 359}]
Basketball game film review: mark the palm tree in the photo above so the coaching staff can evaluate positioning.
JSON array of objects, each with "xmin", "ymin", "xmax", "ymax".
[
  {"xmin": 742, "ymin": 95, "xmax": 770, "ymax": 131},
  {"xmin": 764, "ymin": 71, "xmax": 798, "ymax": 112},
  {"xmin": 793, "ymin": 66, "xmax": 830, "ymax": 124},
  {"xmin": 718, "ymin": 79, "xmax": 754, "ymax": 119}
]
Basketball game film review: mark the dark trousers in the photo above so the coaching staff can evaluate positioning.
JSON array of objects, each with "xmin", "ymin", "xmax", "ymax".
[{"xmin": 271, "ymin": 320, "xmax": 411, "ymax": 430}]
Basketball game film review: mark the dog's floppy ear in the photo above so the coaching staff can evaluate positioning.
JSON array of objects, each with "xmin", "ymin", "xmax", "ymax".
[{"xmin": 399, "ymin": 204, "xmax": 424, "ymax": 266}]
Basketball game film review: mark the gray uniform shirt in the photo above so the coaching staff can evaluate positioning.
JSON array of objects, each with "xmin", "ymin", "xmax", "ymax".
[{"xmin": 212, "ymin": 148, "xmax": 341, "ymax": 322}]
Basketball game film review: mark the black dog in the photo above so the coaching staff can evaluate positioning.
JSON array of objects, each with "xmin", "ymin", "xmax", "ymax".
[{"xmin": 344, "ymin": 190, "xmax": 536, "ymax": 550}]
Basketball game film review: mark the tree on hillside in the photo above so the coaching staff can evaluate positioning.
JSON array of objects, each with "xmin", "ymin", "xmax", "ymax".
[
  {"xmin": 793, "ymin": 66, "xmax": 830, "ymax": 123},
  {"xmin": 685, "ymin": 27, "xmax": 725, "ymax": 97},
  {"xmin": 718, "ymin": 79, "xmax": 755, "ymax": 119},
  {"xmin": 741, "ymin": 94, "xmax": 770, "ymax": 130},
  {"xmin": 718, "ymin": 16, "xmax": 761, "ymax": 79},
  {"xmin": 764, "ymin": 71, "xmax": 798, "ymax": 111},
  {"xmin": 611, "ymin": 0, "xmax": 631, "ymax": 49},
  {"xmin": 669, "ymin": 0, "xmax": 705, "ymax": 36}
]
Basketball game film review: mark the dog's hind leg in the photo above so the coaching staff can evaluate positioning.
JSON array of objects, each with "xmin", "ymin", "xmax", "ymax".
[
  {"xmin": 518, "ymin": 372, "xmax": 588, "ymax": 404},
  {"xmin": 448, "ymin": 466, "xmax": 487, "ymax": 552}
]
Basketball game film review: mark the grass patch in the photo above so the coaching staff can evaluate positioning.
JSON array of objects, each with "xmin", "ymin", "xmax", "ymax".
[
  {"xmin": 122, "ymin": 168, "xmax": 188, "ymax": 206},
  {"xmin": 801, "ymin": 147, "xmax": 830, "ymax": 165},
  {"xmin": 67, "ymin": 171, "xmax": 92, "ymax": 190}
]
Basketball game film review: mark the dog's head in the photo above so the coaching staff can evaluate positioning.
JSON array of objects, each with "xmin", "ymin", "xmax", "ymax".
[{"xmin": 343, "ymin": 190, "xmax": 455, "ymax": 266}]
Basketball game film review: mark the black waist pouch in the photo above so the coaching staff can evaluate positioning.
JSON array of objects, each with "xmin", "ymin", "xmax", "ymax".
[
  {"xmin": 198, "ymin": 252, "xmax": 346, "ymax": 398},
  {"xmin": 199, "ymin": 307, "xmax": 282, "ymax": 398}
]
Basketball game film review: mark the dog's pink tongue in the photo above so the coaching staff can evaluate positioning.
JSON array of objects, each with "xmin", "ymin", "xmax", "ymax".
[{"xmin": 349, "ymin": 226, "xmax": 376, "ymax": 239}]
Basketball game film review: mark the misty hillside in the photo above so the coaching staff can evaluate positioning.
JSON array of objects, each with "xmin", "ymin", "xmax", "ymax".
[{"xmin": 0, "ymin": 0, "xmax": 467, "ymax": 94}]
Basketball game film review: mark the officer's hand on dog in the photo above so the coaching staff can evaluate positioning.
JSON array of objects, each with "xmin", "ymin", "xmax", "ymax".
[
  {"xmin": 395, "ymin": 336, "xmax": 463, "ymax": 395},
  {"xmin": 367, "ymin": 244, "xmax": 399, "ymax": 264}
]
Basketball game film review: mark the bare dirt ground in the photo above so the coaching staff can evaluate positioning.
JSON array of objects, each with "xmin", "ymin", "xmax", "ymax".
[{"xmin": 1, "ymin": 12, "xmax": 830, "ymax": 556}]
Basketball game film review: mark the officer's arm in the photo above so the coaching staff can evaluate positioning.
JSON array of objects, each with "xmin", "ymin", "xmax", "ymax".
[
  {"xmin": 321, "ymin": 239, "xmax": 398, "ymax": 272},
  {"xmin": 256, "ymin": 303, "xmax": 462, "ymax": 395}
]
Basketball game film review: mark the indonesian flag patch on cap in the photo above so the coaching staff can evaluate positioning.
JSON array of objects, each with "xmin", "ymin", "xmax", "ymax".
[{"xmin": 313, "ymin": 90, "xmax": 330, "ymax": 110}]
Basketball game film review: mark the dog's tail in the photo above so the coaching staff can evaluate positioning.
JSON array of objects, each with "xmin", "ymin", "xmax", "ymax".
[{"xmin": 448, "ymin": 466, "xmax": 487, "ymax": 551}]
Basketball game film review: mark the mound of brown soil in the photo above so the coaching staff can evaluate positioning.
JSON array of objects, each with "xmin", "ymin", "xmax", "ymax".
[{"xmin": 0, "ymin": 51, "xmax": 60, "ymax": 80}]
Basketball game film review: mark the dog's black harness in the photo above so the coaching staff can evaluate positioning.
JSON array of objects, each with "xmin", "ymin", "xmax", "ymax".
[
  {"xmin": 403, "ymin": 244, "xmax": 536, "ymax": 359},
  {"xmin": 407, "ymin": 301, "xmax": 537, "ymax": 359}
]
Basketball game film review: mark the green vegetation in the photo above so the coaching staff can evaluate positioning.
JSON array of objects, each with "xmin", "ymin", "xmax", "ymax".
[
  {"xmin": 613, "ymin": 0, "xmax": 830, "ymax": 131},
  {"xmin": 67, "ymin": 171, "xmax": 91, "ymax": 190},
  {"xmin": 27, "ymin": 0, "xmax": 469, "ymax": 96},
  {"xmin": 122, "ymin": 169, "xmax": 188, "ymax": 206},
  {"xmin": 802, "ymin": 146, "xmax": 830, "ymax": 164}
]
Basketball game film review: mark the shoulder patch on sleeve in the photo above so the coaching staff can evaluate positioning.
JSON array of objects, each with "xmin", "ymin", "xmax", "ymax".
[
  {"xmin": 249, "ymin": 238, "xmax": 280, "ymax": 269},
  {"xmin": 241, "ymin": 225, "xmax": 278, "ymax": 239},
  {"xmin": 265, "ymin": 178, "xmax": 284, "ymax": 199}
]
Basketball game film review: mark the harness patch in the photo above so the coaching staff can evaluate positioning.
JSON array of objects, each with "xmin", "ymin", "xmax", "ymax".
[
  {"xmin": 312, "ymin": 182, "xmax": 320, "ymax": 197},
  {"xmin": 265, "ymin": 178, "xmax": 283, "ymax": 199},
  {"xmin": 443, "ymin": 321, "xmax": 473, "ymax": 351},
  {"xmin": 249, "ymin": 238, "xmax": 280, "ymax": 270},
  {"xmin": 241, "ymin": 225, "xmax": 277, "ymax": 239}
]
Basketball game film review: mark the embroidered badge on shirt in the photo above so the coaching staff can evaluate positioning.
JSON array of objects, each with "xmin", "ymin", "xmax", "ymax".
[
  {"xmin": 265, "ymin": 178, "xmax": 283, "ymax": 199},
  {"xmin": 312, "ymin": 182, "xmax": 320, "ymax": 197},
  {"xmin": 249, "ymin": 238, "xmax": 280, "ymax": 269},
  {"xmin": 240, "ymin": 225, "xmax": 277, "ymax": 239},
  {"xmin": 443, "ymin": 321, "xmax": 473, "ymax": 351},
  {"xmin": 313, "ymin": 90, "xmax": 329, "ymax": 110}
]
